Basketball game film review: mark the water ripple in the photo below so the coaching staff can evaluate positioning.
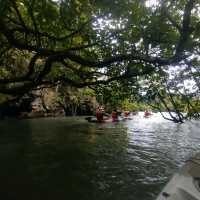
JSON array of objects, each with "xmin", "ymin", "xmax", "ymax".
[{"xmin": 0, "ymin": 115, "xmax": 200, "ymax": 200}]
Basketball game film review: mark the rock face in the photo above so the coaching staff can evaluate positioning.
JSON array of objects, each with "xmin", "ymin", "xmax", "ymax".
[
  {"xmin": 0, "ymin": 86, "xmax": 97, "ymax": 119},
  {"xmin": 23, "ymin": 88, "xmax": 61, "ymax": 118},
  {"xmin": 0, "ymin": 87, "xmax": 97, "ymax": 119}
]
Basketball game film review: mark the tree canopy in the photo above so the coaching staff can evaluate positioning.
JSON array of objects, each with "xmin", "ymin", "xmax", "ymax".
[{"xmin": 0, "ymin": 0, "xmax": 199, "ymax": 120}]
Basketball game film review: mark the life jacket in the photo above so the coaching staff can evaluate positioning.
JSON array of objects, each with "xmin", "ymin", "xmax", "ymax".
[
  {"xmin": 96, "ymin": 111, "xmax": 103, "ymax": 122},
  {"xmin": 124, "ymin": 111, "xmax": 130, "ymax": 117},
  {"xmin": 112, "ymin": 111, "xmax": 118, "ymax": 122}
]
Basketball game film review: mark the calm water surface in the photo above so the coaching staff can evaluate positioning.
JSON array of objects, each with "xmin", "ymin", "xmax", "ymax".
[{"xmin": 0, "ymin": 113, "xmax": 200, "ymax": 200}]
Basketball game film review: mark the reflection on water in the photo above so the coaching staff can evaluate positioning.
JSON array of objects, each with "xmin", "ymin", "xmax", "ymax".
[{"xmin": 0, "ymin": 113, "xmax": 200, "ymax": 200}]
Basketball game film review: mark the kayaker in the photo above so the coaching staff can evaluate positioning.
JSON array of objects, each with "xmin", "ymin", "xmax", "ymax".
[
  {"xmin": 96, "ymin": 107, "xmax": 103, "ymax": 122},
  {"xmin": 144, "ymin": 110, "xmax": 152, "ymax": 117},
  {"xmin": 112, "ymin": 109, "xmax": 118, "ymax": 122},
  {"xmin": 124, "ymin": 111, "xmax": 130, "ymax": 117}
]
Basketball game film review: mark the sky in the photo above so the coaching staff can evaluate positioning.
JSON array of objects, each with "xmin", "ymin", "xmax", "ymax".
[{"xmin": 145, "ymin": 0, "xmax": 159, "ymax": 7}]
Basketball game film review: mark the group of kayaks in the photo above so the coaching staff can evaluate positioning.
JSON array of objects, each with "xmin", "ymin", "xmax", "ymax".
[
  {"xmin": 85, "ymin": 116, "xmax": 133, "ymax": 123},
  {"xmin": 85, "ymin": 111, "xmax": 153, "ymax": 123}
]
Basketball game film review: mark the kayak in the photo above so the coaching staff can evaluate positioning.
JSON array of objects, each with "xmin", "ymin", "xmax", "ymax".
[
  {"xmin": 85, "ymin": 117, "xmax": 112, "ymax": 123},
  {"xmin": 144, "ymin": 115, "xmax": 152, "ymax": 118},
  {"xmin": 156, "ymin": 153, "xmax": 200, "ymax": 200},
  {"xmin": 85, "ymin": 116, "xmax": 133, "ymax": 123},
  {"xmin": 144, "ymin": 112, "xmax": 153, "ymax": 118}
]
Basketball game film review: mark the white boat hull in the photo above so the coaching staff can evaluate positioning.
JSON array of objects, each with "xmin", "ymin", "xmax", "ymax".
[{"xmin": 156, "ymin": 154, "xmax": 200, "ymax": 200}]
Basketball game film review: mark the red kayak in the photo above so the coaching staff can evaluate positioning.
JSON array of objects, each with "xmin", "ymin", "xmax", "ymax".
[{"xmin": 144, "ymin": 111, "xmax": 153, "ymax": 118}]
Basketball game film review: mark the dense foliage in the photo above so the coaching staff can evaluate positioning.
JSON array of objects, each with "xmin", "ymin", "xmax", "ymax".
[{"xmin": 0, "ymin": 0, "xmax": 199, "ymax": 121}]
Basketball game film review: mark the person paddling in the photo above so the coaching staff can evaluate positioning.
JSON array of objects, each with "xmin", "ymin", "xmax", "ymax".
[
  {"xmin": 144, "ymin": 110, "xmax": 152, "ymax": 117},
  {"xmin": 124, "ymin": 111, "xmax": 130, "ymax": 118},
  {"xmin": 111, "ymin": 109, "xmax": 118, "ymax": 122},
  {"xmin": 96, "ymin": 107, "xmax": 104, "ymax": 122}
]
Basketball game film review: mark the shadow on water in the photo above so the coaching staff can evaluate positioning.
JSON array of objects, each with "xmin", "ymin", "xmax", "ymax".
[
  {"xmin": 0, "ymin": 115, "xmax": 200, "ymax": 200},
  {"xmin": 0, "ymin": 119, "xmax": 34, "ymax": 200},
  {"xmin": 0, "ymin": 118, "xmax": 129, "ymax": 200}
]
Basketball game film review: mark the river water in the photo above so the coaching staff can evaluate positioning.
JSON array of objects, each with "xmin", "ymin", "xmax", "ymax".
[{"xmin": 0, "ymin": 113, "xmax": 200, "ymax": 200}]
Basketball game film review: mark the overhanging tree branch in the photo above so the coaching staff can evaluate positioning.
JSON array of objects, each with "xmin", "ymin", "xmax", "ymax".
[{"xmin": 0, "ymin": 0, "xmax": 198, "ymax": 98}]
